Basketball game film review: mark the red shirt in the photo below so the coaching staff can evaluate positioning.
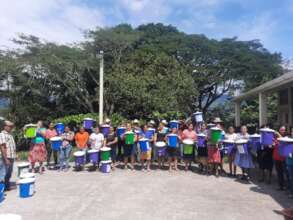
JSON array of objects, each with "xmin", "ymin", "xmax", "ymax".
[{"xmin": 273, "ymin": 139, "xmax": 285, "ymax": 161}]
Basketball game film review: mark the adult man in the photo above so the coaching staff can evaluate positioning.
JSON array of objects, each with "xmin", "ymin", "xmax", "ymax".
[{"xmin": 0, "ymin": 120, "xmax": 16, "ymax": 191}]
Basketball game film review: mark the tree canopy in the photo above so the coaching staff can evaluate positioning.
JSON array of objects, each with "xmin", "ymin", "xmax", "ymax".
[{"xmin": 0, "ymin": 23, "xmax": 283, "ymax": 126}]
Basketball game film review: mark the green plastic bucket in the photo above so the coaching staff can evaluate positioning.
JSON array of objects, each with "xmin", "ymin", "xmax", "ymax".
[
  {"xmin": 100, "ymin": 147, "xmax": 111, "ymax": 161},
  {"xmin": 183, "ymin": 139, "xmax": 194, "ymax": 155},
  {"xmin": 125, "ymin": 131, "xmax": 135, "ymax": 145},
  {"xmin": 210, "ymin": 127, "xmax": 222, "ymax": 144},
  {"xmin": 24, "ymin": 124, "xmax": 37, "ymax": 138}
]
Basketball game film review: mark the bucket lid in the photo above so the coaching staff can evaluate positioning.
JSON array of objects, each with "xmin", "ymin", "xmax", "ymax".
[
  {"xmin": 56, "ymin": 122, "xmax": 64, "ymax": 125},
  {"xmin": 197, "ymin": 133, "xmax": 206, "ymax": 137},
  {"xmin": 193, "ymin": 112, "xmax": 203, "ymax": 115},
  {"xmin": 223, "ymin": 139, "xmax": 235, "ymax": 144},
  {"xmin": 139, "ymin": 138, "xmax": 149, "ymax": 142},
  {"xmin": 278, "ymin": 137, "xmax": 293, "ymax": 143},
  {"xmin": 125, "ymin": 131, "xmax": 134, "ymax": 135},
  {"xmin": 18, "ymin": 177, "xmax": 35, "ymax": 184},
  {"xmin": 260, "ymin": 128, "xmax": 275, "ymax": 133},
  {"xmin": 183, "ymin": 139, "xmax": 194, "ymax": 145},
  {"xmin": 101, "ymin": 124, "xmax": 110, "ymax": 128},
  {"xmin": 250, "ymin": 134, "xmax": 261, "ymax": 138},
  {"xmin": 84, "ymin": 117, "xmax": 94, "ymax": 121},
  {"xmin": 118, "ymin": 127, "xmax": 126, "ymax": 130},
  {"xmin": 207, "ymin": 123, "xmax": 215, "ymax": 127},
  {"xmin": 170, "ymin": 120, "xmax": 178, "ymax": 123},
  {"xmin": 50, "ymin": 136, "xmax": 62, "ymax": 141},
  {"xmin": 17, "ymin": 162, "xmax": 30, "ymax": 167},
  {"xmin": 155, "ymin": 141, "xmax": 166, "ymax": 147},
  {"xmin": 168, "ymin": 134, "xmax": 178, "ymax": 137},
  {"xmin": 101, "ymin": 160, "xmax": 112, "ymax": 164},
  {"xmin": 88, "ymin": 149, "xmax": 99, "ymax": 153},
  {"xmin": 24, "ymin": 124, "xmax": 37, "ymax": 128},
  {"xmin": 235, "ymin": 139, "xmax": 248, "ymax": 144},
  {"xmin": 148, "ymin": 128, "xmax": 156, "ymax": 131},
  {"xmin": 210, "ymin": 127, "xmax": 221, "ymax": 131},
  {"xmin": 100, "ymin": 147, "xmax": 111, "ymax": 151},
  {"xmin": 20, "ymin": 172, "xmax": 36, "ymax": 179},
  {"xmin": 74, "ymin": 151, "xmax": 85, "ymax": 156}
]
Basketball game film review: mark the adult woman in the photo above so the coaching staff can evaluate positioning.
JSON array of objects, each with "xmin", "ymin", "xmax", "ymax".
[
  {"xmin": 89, "ymin": 126, "xmax": 105, "ymax": 167},
  {"xmin": 257, "ymin": 125, "xmax": 274, "ymax": 184},
  {"xmin": 106, "ymin": 127, "xmax": 118, "ymax": 170},
  {"xmin": 75, "ymin": 127, "xmax": 89, "ymax": 151},
  {"xmin": 28, "ymin": 121, "xmax": 47, "ymax": 174},
  {"xmin": 122, "ymin": 123, "xmax": 137, "ymax": 170},
  {"xmin": 225, "ymin": 126, "xmax": 237, "ymax": 177},
  {"xmin": 234, "ymin": 125, "xmax": 254, "ymax": 180},
  {"xmin": 207, "ymin": 124, "xmax": 222, "ymax": 177},
  {"xmin": 181, "ymin": 123, "xmax": 197, "ymax": 171},
  {"xmin": 45, "ymin": 122, "xmax": 58, "ymax": 168},
  {"xmin": 273, "ymin": 126, "xmax": 288, "ymax": 190},
  {"xmin": 165, "ymin": 127, "xmax": 181, "ymax": 171},
  {"xmin": 287, "ymin": 127, "xmax": 293, "ymax": 199},
  {"xmin": 60, "ymin": 126, "xmax": 74, "ymax": 171}
]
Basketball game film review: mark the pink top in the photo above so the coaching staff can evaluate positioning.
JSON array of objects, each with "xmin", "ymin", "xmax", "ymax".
[
  {"xmin": 45, "ymin": 129, "xmax": 57, "ymax": 140},
  {"xmin": 181, "ymin": 129, "xmax": 197, "ymax": 141}
]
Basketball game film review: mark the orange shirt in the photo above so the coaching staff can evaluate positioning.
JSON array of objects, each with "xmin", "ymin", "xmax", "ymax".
[{"xmin": 75, "ymin": 132, "xmax": 89, "ymax": 149}]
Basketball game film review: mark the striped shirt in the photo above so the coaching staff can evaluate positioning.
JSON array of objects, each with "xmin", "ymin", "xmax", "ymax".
[{"xmin": 0, "ymin": 130, "xmax": 16, "ymax": 159}]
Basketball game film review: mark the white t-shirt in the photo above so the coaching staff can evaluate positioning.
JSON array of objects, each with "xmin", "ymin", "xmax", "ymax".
[
  {"xmin": 89, "ymin": 133, "xmax": 104, "ymax": 151},
  {"xmin": 225, "ymin": 133, "xmax": 237, "ymax": 141}
]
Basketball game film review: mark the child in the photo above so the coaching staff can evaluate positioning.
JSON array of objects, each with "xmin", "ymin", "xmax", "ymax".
[
  {"xmin": 122, "ymin": 123, "xmax": 137, "ymax": 170},
  {"xmin": 234, "ymin": 125, "xmax": 254, "ymax": 181},
  {"xmin": 181, "ymin": 123, "xmax": 197, "ymax": 171},
  {"xmin": 139, "ymin": 125, "xmax": 153, "ymax": 171},
  {"xmin": 225, "ymin": 126, "xmax": 237, "ymax": 177},
  {"xmin": 106, "ymin": 127, "xmax": 118, "ymax": 170},
  {"xmin": 60, "ymin": 126, "xmax": 74, "ymax": 171},
  {"xmin": 165, "ymin": 127, "xmax": 181, "ymax": 171},
  {"xmin": 197, "ymin": 123, "xmax": 208, "ymax": 174}
]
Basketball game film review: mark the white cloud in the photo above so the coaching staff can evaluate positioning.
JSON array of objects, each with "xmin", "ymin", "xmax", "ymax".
[{"xmin": 0, "ymin": 0, "xmax": 104, "ymax": 48}]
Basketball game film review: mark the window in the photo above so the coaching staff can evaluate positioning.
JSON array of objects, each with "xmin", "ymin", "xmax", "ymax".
[{"xmin": 279, "ymin": 89, "xmax": 288, "ymax": 105}]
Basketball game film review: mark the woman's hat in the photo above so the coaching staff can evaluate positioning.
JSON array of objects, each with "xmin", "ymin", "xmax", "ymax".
[{"xmin": 213, "ymin": 117, "xmax": 223, "ymax": 123}]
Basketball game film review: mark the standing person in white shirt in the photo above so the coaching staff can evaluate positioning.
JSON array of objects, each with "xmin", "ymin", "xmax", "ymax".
[
  {"xmin": 225, "ymin": 126, "xmax": 238, "ymax": 177},
  {"xmin": 0, "ymin": 120, "xmax": 16, "ymax": 191},
  {"xmin": 89, "ymin": 127, "xmax": 105, "ymax": 166}
]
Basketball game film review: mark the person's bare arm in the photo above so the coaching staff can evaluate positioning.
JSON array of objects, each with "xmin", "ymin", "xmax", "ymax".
[{"xmin": 0, "ymin": 143, "xmax": 9, "ymax": 165}]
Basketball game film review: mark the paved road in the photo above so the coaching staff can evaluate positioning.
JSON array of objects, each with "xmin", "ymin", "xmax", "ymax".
[{"xmin": 0, "ymin": 164, "xmax": 291, "ymax": 220}]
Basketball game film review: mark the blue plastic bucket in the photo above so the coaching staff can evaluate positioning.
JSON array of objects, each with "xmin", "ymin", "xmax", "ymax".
[
  {"xmin": 117, "ymin": 127, "xmax": 126, "ymax": 139},
  {"xmin": 139, "ymin": 138, "xmax": 149, "ymax": 152},
  {"xmin": 50, "ymin": 137, "xmax": 62, "ymax": 151},
  {"xmin": 55, "ymin": 123, "xmax": 65, "ymax": 135},
  {"xmin": 193, "ymin": 112, "xmax": 203, "ymax": 123},
  {"xmin": 235, "ymin": 139, "xmax": 248, "ymax": 154},
  {"xmin": 167, "ymin": 134, "xmax": 178, "ymax": 148},
  {"xmin": 156, "ymin": 142, "xmax": 166, "ymax": 156},
  {"xmin": 223, "ymin": 140, "xmax": 235, "ymax": 155},
  {"xmin": 101, "ymin": 125, "xmax": 110, "ymax": 137},
  {"xmin": 100, "ymin": 160, "xmax": 111, "ymax": 173},
  {"xmin": 197, "ymin": 134, "xmax": 206, "ymax": 148},
  {"xmin": 74, "ymin": 151, "xmax": 85, "ymax": 166},
  {"xmin": 0, "ymin": 182, "xmax": 4, "ymax": 202},
  {"xmin": 169, "ymin": 120, "xmax": 179, "ymax": 129},
  {"xmin": 19, "ymin": 178, "xmax": 35, "ymax": 198},
  {"xmin": 260, "ymin": 128, "xmax": 275, "ymax": 146},
  {"xmin": 83, "ymin": 118, "xmax": 95, "ymax": 130},
  {"xmin": 278, "ymin": 137, "xmax": 293, "ymax": 157},
  {"xmin": 249, "ymin": 134, "xmax": 261, "ymax": 151},
  {"xmin": 88, "ymin": 149, "xmax": 99, "ymax": 164}
]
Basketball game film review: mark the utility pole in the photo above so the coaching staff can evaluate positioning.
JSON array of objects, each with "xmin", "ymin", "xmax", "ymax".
[{"xmin": 98, "ymin": 50, "xmax": 104, "ymax": 125}]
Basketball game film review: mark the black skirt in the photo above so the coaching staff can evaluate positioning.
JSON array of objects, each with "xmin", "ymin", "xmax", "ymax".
[
  {"xmin": 167, "ymin": 147, "xmax": 178, "ymax": 157},
  {"xmin": 197, "ymin": 147, "xmax": 208, "ymax": 157},
  {"xmin": 257, "ymin": 147, "xmax": 273, "ymax": 170}
]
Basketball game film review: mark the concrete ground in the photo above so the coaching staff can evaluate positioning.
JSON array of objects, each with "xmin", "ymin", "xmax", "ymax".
[{"xmin": 0, "ymin": 163, "xmax": 291, "ymax": 220}]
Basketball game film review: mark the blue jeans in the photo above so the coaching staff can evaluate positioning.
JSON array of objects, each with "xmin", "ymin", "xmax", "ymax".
[
  {"xmin": 288, "ymin": 165, "xmax": 293, "ymax": 194},
  {"xmin": 5, "ymin": 158, "xmax": 14, "ymax": 189},
  {"xmin": 59, "ymin": 145, "xmax": 72, "ymax": 168},
  {"xmin": 0, "ymin": 157, "xmax": 6, "ymax": 182}
]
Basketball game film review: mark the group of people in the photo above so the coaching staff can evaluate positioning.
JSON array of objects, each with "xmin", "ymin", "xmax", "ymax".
[{"xmin": 1, "ymin": 117, "xmax": 293, "ymax": 199}]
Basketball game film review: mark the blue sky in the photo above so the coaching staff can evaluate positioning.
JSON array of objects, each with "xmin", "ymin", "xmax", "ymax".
[{"xmin": 0, "ymin": 0, "xmax": 293, "ymax": 59}]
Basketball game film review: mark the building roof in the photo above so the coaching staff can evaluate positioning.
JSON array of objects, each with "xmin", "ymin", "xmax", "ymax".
[{"xmin": 233, "ymin": 71, "xmax": 293, "ymax": 101}]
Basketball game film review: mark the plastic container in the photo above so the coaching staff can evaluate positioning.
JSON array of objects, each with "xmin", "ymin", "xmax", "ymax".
[
  {"xmin": 167, "ymin": 134, "xmax": 178, "ymax": 148},
  {"xmin": 17, "ymin": 162, "xmax": 30, "ymax": 177},
  {"xmin": 155, "ymin": 142, "xmax": 166, "ymax": 156},
  {"xmin": 260, "ymin": 128, "xmax": 275, "ymax": 146},
  {"xmin": 19, "ymin": 178, "xmax": 35, "ymax": 198},
  {"xmin": 197, "ymin": 133, "xmax": 206, "ymax": 148},
  {"xmin": 210, "ymin": 127, "xmax": 222, "ymax": 144},
  {"xmin": 83, "ymin": 118, "xmax": 95, "ymax": 130},
  {"xmin": 100, "ymin": 147, "xmax": 111, "ymax": 161},
  {"xmin": 101, "ymin": 124, "xmax": 110, "ymax": 137},
  {"xmin": 169, "ymin": 120, "xmax": 179, "ymax": 129},
  {"xmin": 74, "ymin": 151, "xmax": 85, "ymax": 166},
  {"xmin": 100, "ymin": 160, "xmax": 111, "ymax": 173},
  {"xmin": 193, "ymin": 112, "xmax": 204, "ymax": 123},
  {"xmin": 125, "ymin": 131, "xmax": 135, "ymax": 145},
  {"xmin": 50, "ymin": 137, "xmax": 62, "ymax": 151},
  {"xmin": 55, "ymin": 123, "xmax": 65, "ymax": 135},
  {"xmin": 24, "ymin": 124, "xmax": 37, "ymax": 138},
  {"xmin": 183, "ymin": 139, "xmax": 194, "ymax": 155},
  {"xmin": 88, "ymin": 149, "xmax": 99, "ymax": 164},
  {"xmin": 235, "ymin": 139, "xmax": 249, "ymax": 154},
  {"xmin": 139, "ymin": 138, "xmax": 150, "ymax": 152}
]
